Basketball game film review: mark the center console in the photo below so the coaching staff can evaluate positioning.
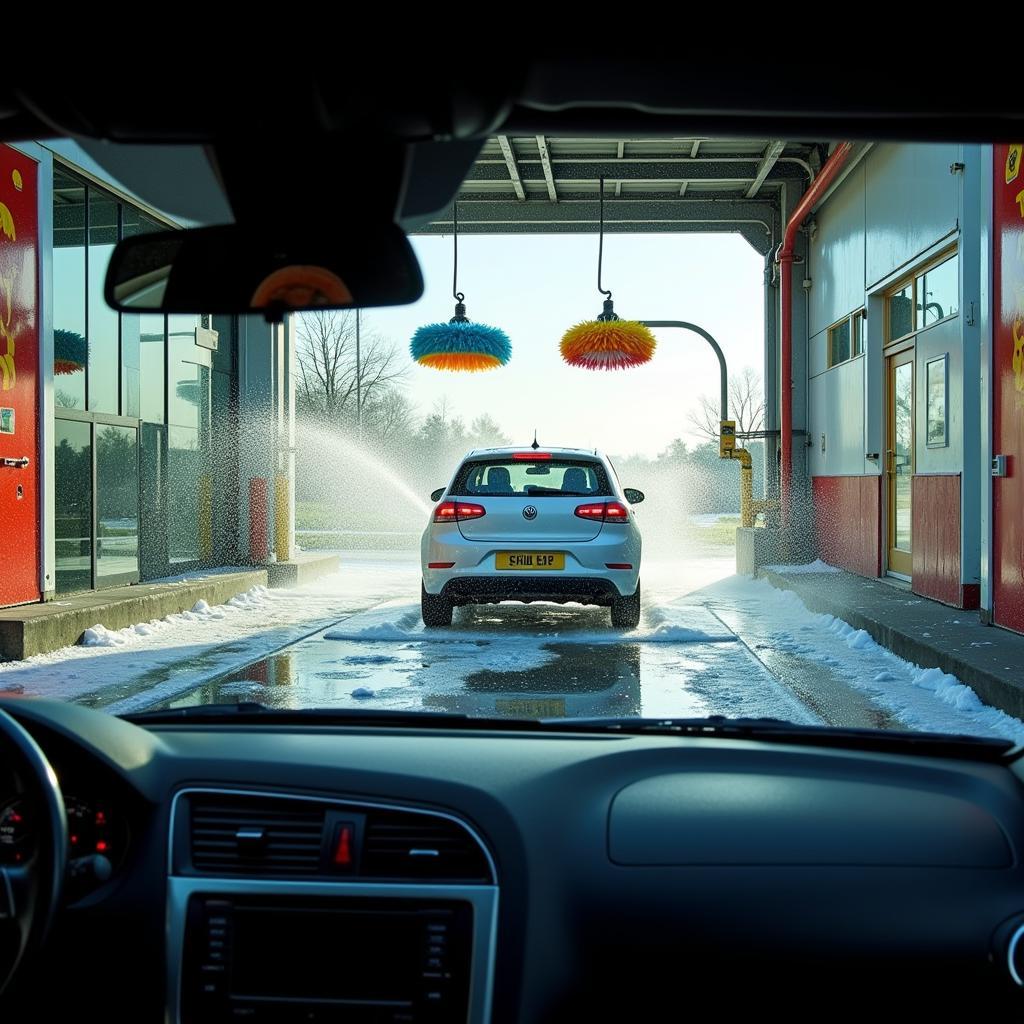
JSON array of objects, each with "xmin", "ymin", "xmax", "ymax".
[{"xmin": 166, "ymin": 789, "xmax": 498, "ymax": 1024}]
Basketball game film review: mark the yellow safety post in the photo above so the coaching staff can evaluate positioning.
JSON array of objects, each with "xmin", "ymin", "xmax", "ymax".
[
  {"xmin": 720, "ymin": 421, "xmax": 779, "ymax": 528},
  {"xmin": 274, "ymin": 475, "xmax": 292, "ymax": 563},
  {"xmin": 198, "ymin": 474, "xmax": 213, "ymax": 560}
]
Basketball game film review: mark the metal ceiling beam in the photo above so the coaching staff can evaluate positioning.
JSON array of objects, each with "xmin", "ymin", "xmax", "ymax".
[
  {"xmin": 496, "ymin": 135, "xmax": 526, "ymax": 201},
  {"xmin": 464, "ymin": 160, "xmax": 803, "ymax": 184},
  {"xmin": 536, "ymin": 135, "xmax": 558, "ymax": 202},
  {"xmin": 417, "ymin": 199, "xmax": 780, "ymax": 254},
  {"xmin": 746, "ymin": 140, "xmax": 787, "ymax": 198}
]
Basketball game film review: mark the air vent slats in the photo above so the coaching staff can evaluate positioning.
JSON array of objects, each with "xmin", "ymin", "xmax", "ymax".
[
  {"xmin": 362, "ymin": 810, "xmax": 491, "ymax": 881},
  {"xmin": 189, "ymin": 796, "xmax": 326, "ymax": 875},
  {"xmin": 184, "ymin": 793, "xmax": 492, "ymax": 883}
]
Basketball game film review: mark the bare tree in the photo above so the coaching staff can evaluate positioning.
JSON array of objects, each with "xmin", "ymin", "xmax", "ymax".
[
  {"xmin": 686, "ymin": 366, "xmax": 765, "ymax": 444},
  {"xmin": 467, "ymin": 413, "xmax": 512, "ymax": 449},
  {"xmin": 363, "ymin": 389, "xmax": 418, "ymax": 446},
  {"xmin": 295, "ymin": 311, "xmax": 406, "ymax": 421}
]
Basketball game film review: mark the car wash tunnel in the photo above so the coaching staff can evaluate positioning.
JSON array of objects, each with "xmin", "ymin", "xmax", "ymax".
[{"xmin": 2, "ymin": 134, "xmax": 1024, "ymax": 739}]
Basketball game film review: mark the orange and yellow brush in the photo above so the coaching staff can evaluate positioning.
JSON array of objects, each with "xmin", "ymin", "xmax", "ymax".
[{"xmin": 560, "ymin": 317, "xmax": 656, "ymax": 370}]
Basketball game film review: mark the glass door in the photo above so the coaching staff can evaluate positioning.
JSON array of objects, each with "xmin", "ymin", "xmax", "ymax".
[
  {"xmin": 95, "ymin": 423, "xmax": 140, "ymax": 587},
  {"xmin": 140, "ymin": 422, "xmax": 169, "ymax": 580},
  {"xmin": 887, "ymin": 349, "xmax": 915, "ymax": 577}
]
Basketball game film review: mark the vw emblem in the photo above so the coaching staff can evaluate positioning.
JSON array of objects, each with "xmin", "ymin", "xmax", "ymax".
[{"xmin": 522, "ymin": 505, "xmax": 538, "ymax": 521}]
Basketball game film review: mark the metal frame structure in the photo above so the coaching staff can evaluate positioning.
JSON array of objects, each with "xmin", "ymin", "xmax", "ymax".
[{"xmin": 414, "ymin": 136, "xmax": 823, "ymax": 259}]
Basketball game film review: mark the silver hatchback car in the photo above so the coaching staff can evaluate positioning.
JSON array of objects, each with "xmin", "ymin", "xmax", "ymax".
[{"xmin": 421, "ymin": 447, "xmax": 643, "ymax": 628}]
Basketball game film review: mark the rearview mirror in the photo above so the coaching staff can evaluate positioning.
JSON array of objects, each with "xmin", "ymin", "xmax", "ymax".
[
  {"xmin": 430, "ymin": 488, "xmax": 446, "ymax": 502},
  {"xmin": 624, "ymin": 488, "xmax": 645, "ymax": 504},
  {"xmin": 104, "ymin": 222, "xmax": 423, "ymax": 317}
]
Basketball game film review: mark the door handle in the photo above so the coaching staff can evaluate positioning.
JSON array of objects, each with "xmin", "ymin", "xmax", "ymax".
[{"xmin": 1, "ymin": 457, "xmax": 30, "ymax": 468}]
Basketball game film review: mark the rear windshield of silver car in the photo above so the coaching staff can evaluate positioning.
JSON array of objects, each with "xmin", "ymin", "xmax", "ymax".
[{"xmin": 451, "ymin": 458, "xmax": 613, "ymax": 498}]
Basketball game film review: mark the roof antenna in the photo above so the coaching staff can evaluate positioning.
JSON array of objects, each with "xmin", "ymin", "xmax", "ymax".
[{"xmin": 531, "ymin": 430, "xmax": 540, "ymax": 450}]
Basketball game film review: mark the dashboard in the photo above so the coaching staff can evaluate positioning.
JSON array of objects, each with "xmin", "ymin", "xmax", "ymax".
[
  {"xmin": 1, "ymin": 757, "xmax": 130, "ymax": 886},
  {"xmin": 4, "ymin": 697, "xmax": 1024, "ymax": 1021}
]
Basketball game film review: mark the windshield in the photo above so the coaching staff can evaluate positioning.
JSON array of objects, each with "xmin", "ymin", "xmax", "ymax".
[{"xmin": 2, "ymin": 131, "xmax": 1023, "ymax": 748}]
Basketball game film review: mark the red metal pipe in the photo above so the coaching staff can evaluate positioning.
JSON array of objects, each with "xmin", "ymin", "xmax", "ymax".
[{"xmin": 778, "ymin": 141, "xmax": 856, "ymax": 526}]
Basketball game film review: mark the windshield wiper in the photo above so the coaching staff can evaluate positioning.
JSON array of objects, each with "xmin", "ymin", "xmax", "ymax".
[
  {"xmin": 122, "ymin": 703, "xmax": 473, "ymax": 725},
  {"xmin": 118, "ymin": 707, "xmax": 1017, "ymax": 761}
]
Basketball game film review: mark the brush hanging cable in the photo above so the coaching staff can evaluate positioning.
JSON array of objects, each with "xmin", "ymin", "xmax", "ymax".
[
  {"xmin": 559, "ymin": 177, "xmax": 656, "ymax": 370},
  {"xmin": 411, "ymin": 203, "xmax": 512, "ymax": 372}
]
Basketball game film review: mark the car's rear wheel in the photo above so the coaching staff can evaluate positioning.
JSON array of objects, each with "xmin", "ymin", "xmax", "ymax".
[
  {"xmin": 611, "ymin": 581, "xmax": 641, "ymax": 629},
  {"xmin": 421, "ymin": 582, "xmax": 454, "ymax": 627}
]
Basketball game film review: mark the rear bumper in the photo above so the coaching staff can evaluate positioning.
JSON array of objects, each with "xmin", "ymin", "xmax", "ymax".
[
  {"xmin": 421, "ymin": 524, "xmax": 642, "ymax": 599},
  {"xmin": 440, "ymin": 576, "xmax": 626, "ymax": 606}
]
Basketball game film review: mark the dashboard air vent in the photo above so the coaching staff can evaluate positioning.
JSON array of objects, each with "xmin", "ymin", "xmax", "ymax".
[
  {"xmin": 361, "ymin": 809, "xmax": 491, "ymax": 882},
  {"xmin": 189, "ymin": 795, "xmax": 326, "ymax": 875}
]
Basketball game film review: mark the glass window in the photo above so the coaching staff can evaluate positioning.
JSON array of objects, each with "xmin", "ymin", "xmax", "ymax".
[
  {"xmin": 210, "ymin": 369, "xmax": 238, "ymax": 564},
  {"xmin": 168, "ymin": 425, "xmax": 212, "ymax": 564},
  {"xmin": 926, "ymin": 355, "xmax": 948, "ymax": 447},
  {"xmin": 452, "ymin": 458, "xmax": 612, "ymax": 497},
  {"xmin": 921, "ymin": 255, "xmax": 959, "ymax": 327},
  {"xmin": 893, "ymin": 362, "xmax": 913, "ymax": 551},
  {"xmin": 87, "ymin": 190, "xmax": 120, "ymax": 413},
  {"xmin": 140, "ymin": 423, "xmax": 168, "ymax": 580},
  {"xmin": 852, "ymin": 311, "xmax": 864, "ymax": 357},
  {"xmin": 121, "ymin": 314, "xmax": 141, "ymax": 419},
  {"xmin": 889, "ymin": 283, "xmax": 914, "ymax": 341},
  {"xmin": 53, "ymin": 170, "xmax": 87, "ymax": 409},
  {"xmin": 168, "ymin": 314, "xmax": 210, "ymax": 429},
  {"xmin": 139, "ymin": 314, "xmax": 166, "ymax": 423},
  {"xmin": 211, "ymin": 315, "xmax": 234, "ymax": 376},
  {"xmin": 96, "ymin": 425, "xmax": 139, "ymax": 584},
  {"xmin": 122, "ymin": 208, "xmax": 164, "ymax": 239},
  {"xmin": 55, "ymin": 419, "xmax": 92, "ymax": 593},
  {"xmin": 828, "ymin": 319, "xmax": 851, "ymax": 366},
  {"xmin": 121, "ymin": 211, "xmax": 166, "ymax": 419}
]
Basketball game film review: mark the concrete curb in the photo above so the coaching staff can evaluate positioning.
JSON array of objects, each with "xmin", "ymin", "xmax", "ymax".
[
  {"xmin": 266, "ymin": 553, "xmax": 341, "ymax": 588},
  {"xmin": 0, "ymin": 570, "xmax": 268, "ymax": 661},
  {"xmin": 761, "ymin": 568, "xmax": 1024, "ymax": 722}
]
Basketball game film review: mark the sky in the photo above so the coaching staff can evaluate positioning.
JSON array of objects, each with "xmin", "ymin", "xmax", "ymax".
[{"xmin": 367, "ymin": 232, "xmax": 765, "ymax": 458}]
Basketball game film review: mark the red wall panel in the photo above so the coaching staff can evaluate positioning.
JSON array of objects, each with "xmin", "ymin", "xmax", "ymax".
[
  {"xmin": 812, "ymin": 476, "xmax": 881, "ymax": 578},
  {"xmin": 911, "ymin": 475, "xmax": 962, "ymax": 607},
  {"xmin": 0, "ymin": 146, "xmax": 39, "ymax": 607},
  {"xmin": 993, "ymin": 143, "xmax": 1024, "ymax": 632}
]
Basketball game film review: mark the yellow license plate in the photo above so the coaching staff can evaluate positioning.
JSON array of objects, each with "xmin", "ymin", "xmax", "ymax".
[
  {"xmin": 496, "ymin": 551, "xmax": 565, "ymax": 570},
  {"xmin": 495, "ymin": 698, "xmax": 566, "ymax": 718}
]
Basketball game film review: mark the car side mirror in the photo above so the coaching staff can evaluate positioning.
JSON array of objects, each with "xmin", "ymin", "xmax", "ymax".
[
  {"xmin": 430, "ymin": 488, "xmax": 446, "ymax": 502},
  {"xmin": 624, "ymin": 488, "xmax": 645, "ymax": 505}
]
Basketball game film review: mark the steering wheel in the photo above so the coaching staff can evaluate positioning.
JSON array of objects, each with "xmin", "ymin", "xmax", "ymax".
[{"xmin": 0, "ymin": 708, "xmax": 66, "ymax": 996}]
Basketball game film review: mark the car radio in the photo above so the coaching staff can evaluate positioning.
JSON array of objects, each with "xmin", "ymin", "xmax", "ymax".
[{"xmin": 180, "ymin": 894, "xmax": 473, "ymax": 1023}]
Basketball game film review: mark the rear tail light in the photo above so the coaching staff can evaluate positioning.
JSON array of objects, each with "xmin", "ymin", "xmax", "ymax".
[
  {"xmin": 606, "ymin": 563, "xmax": 634, "ymax": 569},
  {"xmin": 574, "ymin": 501, "xmax": 629, "ymax": 523},
  {"xmin": 512, "ymin": 452, "xmax": 551, "ymax": 460},
  {"xmin": 433, "ymin": 500, "xmax": 486, "ymax": 523}
]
